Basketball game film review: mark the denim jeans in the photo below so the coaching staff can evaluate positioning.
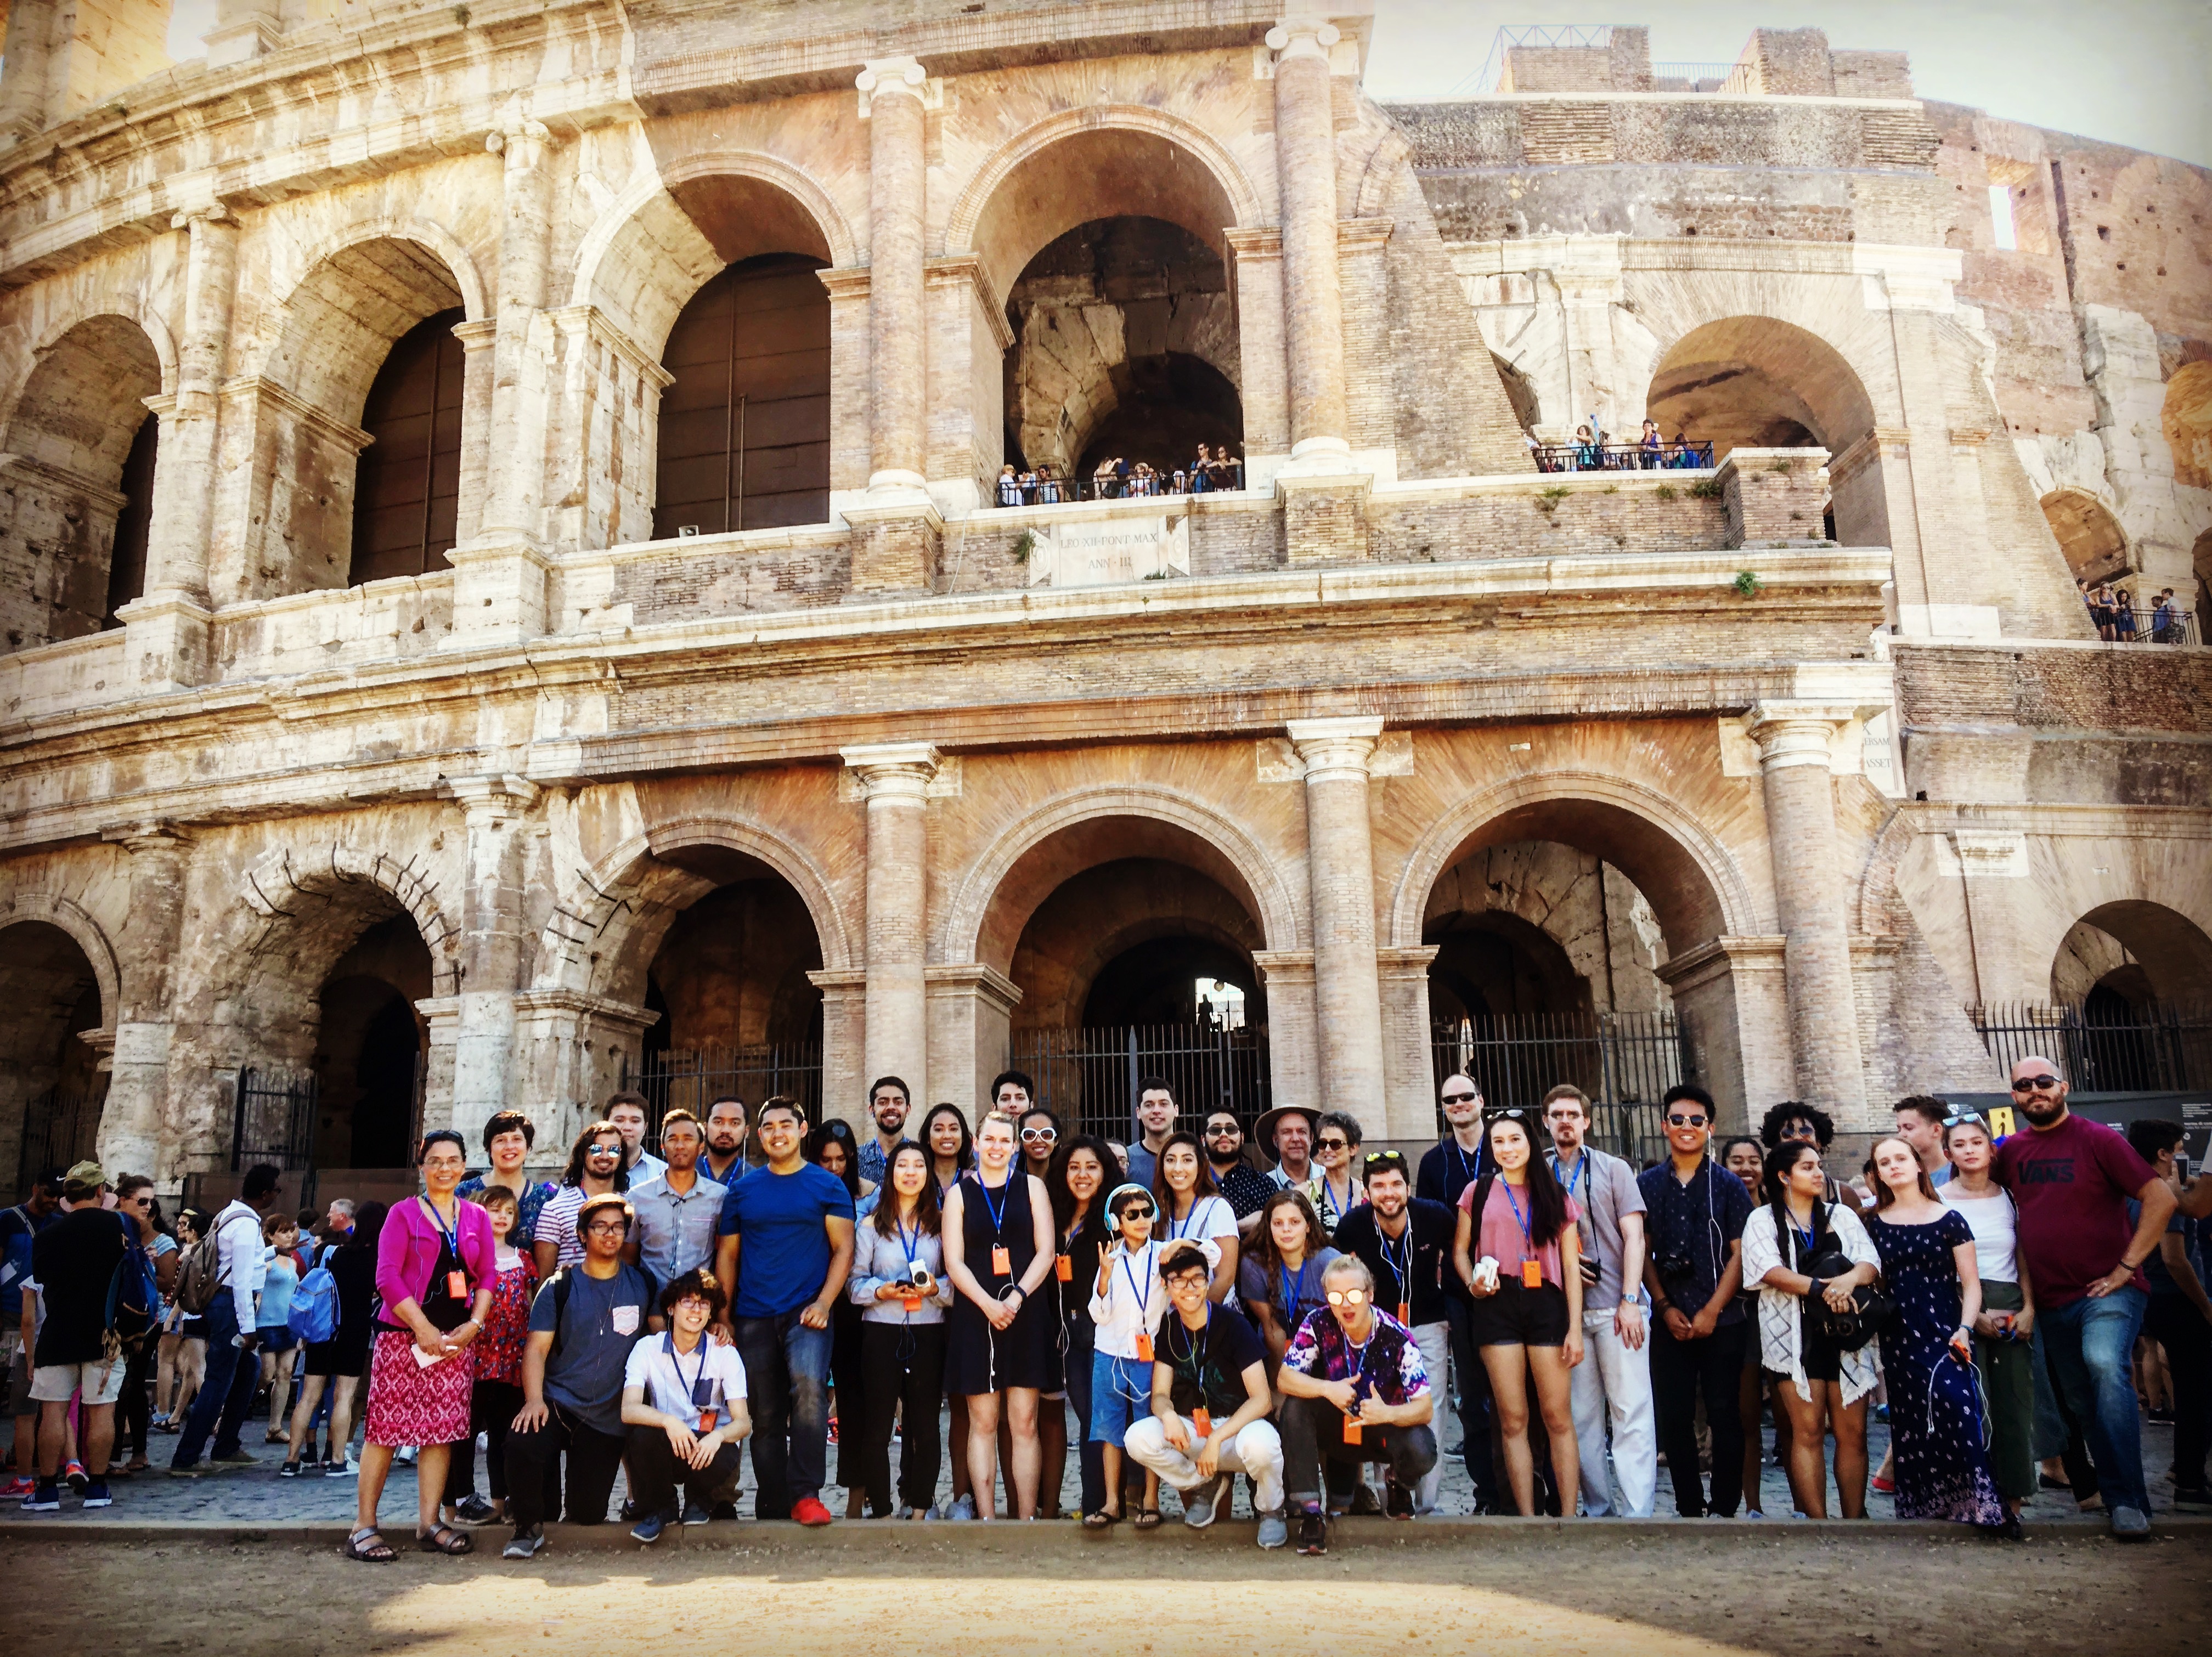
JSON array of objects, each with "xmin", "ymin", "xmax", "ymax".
[
  {"xmin": 2037, "ymin": 1287, "xmax": 2150, "ymax": 1513},
  {"xmin": 171, "ymin": 1295, "xmax": 260, "ymax": 1469},
  {"xmin": 733, "ymin": 1310, "xmax": 832, "ymax": 1518}
]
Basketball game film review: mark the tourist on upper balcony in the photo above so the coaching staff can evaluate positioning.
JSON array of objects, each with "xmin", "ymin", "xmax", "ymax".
[
  {"xmin": 1572, "ymin": 424, "xmax": 1602, "ymax": 471},
  {"xmin": 1639, "ymin": 420, "xmax": 1665, "ymax": 468},
  {"xmin": 1191, "ymin": 443, "xmax": 1214, "ymax": 492},
  {"xmin": 1670, "ymin": 430, "xmax": 1698, "ymax": 468},
  {"xmin": 2152, "ymin": 589, "xmax": 2180, "ymax": 643},
  {"xmin": 997, "ymin": 463, "xmax": 1023, "ymax": 507},
  {"xmin": 2113, "ymin": 589, "xmax": 2138, "ymax": 642},
  {"xmin": 1093, "ymin": 456, "xmax": 1119, "ymax": 499},
  {"xmin": 1038, "ymin": 465, "xmax": 1063, "ymax": 504}
]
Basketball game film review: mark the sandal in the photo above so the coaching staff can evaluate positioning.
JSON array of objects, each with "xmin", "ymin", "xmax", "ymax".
[
  {"xmin": 343, "ymin": 1528, "xmax": 396, "ymax": 1563},
  {"xmin": 1132, "ymin": 1507, "xmax": 1163, "ymax": 1530},
  {"xmin": 1082, "ymin": 1509, "xmax": 1118, "ymax": 1530},
  {"xmin": 417, "ymin": 1524, "xmax": 474, "ymax": 1556}
]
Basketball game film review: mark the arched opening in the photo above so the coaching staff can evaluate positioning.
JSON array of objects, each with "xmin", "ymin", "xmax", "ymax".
[
  {"xmin": 629, "ymin": 843, "xmax": 827, "ymax": 1129},
  {"xmin": 2039, "ymin": 489, "xmax": 2130, "ymax": 584},
  {"xmin": 653, "ymin": 253, "xmax": 831, "ymax": 537},
  {"xmin": 0, "ymin": 921, "xmax": 108, "ymax": 1197},
  {"xmin": 312, "ymin": 915, "xmax": 433, "ymax": 1172},
  {"xmin": 2163, "ymin": 360, "xmax": 2212, "ymax": 492},
  {"xmin": 0, "ymin": 314, "xmax": 164, "ymax": 652},
  {"xmin": 2045, "ymin": 902, "xmax": 2212, "ymax": 1094},
  {"xmin": 257, "ymin": 236, "xmax": 471, "ymax": 600},
  {"xmin": 1644, "ymin": 316, "xmax": 1876, "ymax": 543},
  {"xmin": 1004, "ymin": 218, "xmax": 1243, "ymax": 484},
  {"xmin": 975, "ymin": 815, "xmax": 1273, "ymax": 1139},
  {"xmin": 348, "ymin": 308, "xmax": 466, "ymax": 585}
]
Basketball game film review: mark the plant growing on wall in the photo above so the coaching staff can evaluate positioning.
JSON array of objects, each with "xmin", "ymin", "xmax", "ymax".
[{"xmin": 1733, "ymin": 569, "xmax": 1762, "ymax": 597}]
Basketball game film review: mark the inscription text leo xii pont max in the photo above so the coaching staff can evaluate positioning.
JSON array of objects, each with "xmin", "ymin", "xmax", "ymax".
[{"xmin": 1026, "ymin": 514, "xmax": 1191, "ymax": 588}]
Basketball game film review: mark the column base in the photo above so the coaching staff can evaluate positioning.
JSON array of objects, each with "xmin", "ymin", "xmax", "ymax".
[
  {"xmin": 843, "ymin": 496, "xmax": 946, "ymax": 596},
  {"xmin": 116, "ymin": 591, "xmax": 215, "ymax": 693},
  {"xmin": 1275, "ymin": 467, "xmax": 1374, "ymax": 567},
  {"xmin": 444, "ymin": 535, "xmax": 553, "ymax": 646}
]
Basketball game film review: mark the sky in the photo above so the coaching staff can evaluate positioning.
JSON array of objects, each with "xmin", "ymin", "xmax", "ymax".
[{"xmin": 165, "ymin": 0, "xmax": 2210, "ymax": 167}]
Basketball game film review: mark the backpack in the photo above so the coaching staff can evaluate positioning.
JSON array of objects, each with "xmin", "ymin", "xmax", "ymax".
[
  {"xmin": 173, "ymin": 1212, "xmax": 231, "ymax": 1316},
  {"xmin": 287, "ymin": 1264, "xmax": 338, "ymax": 1344},
  {"xmin": 102, "ymin": 1215, "xmax": 160, "ymax": 1356}
]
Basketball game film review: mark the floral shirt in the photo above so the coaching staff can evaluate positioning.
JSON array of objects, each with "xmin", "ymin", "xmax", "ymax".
[
  {"xmin": 473, "ymin": 1248, "xmax": 540, "ymax": 1385},
  {"xmin": 1282, "ymin": 1305, "xmax": 1430, "ymax": 1407}
]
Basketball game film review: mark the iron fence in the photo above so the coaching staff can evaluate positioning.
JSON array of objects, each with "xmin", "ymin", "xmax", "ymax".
[
  {"xmin": 1431, "ymin": 1010, "xmax": 1689, "ymax": 1167},
  {"xmin": 1969, "ymin": 1002, "xmax": 2212, "ymax": 1095},
  {"xmin": 994, "ymin": 468, "xmax": 1246, "ymax": 506},
  {"xmin": 1650, "ymin": 60, "xmax": 1739, "ymax": 91},
  {"xmin": 623, "ymin": 1043, "xmax": 825, "ymax": 1146},
  {"xmin": 11, "ymin": 1087, "xmax": 104, "ymax": 1198},
  {"xmin": 1532, "ymin": 440, "xmax": 1716, "ymax": 473},
  {"xmin": 1011, "ymin": 1023, "xmax": 1272, "ymax": 1145},
  {"xmin": 231, "ymin": 1066, "xmax": 319, "ymax": 1172}
]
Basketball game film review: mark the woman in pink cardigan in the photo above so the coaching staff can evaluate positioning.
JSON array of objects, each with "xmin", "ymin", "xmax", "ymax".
[{"xmin": 347, "ymin": 1129, "xmax": 496, "ymax": 1563}]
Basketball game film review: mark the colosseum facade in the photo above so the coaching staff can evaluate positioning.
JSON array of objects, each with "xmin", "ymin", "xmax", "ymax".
[{"xmin": 0, "ymin": 1, "xmax": 2205, "ymax": 1199}]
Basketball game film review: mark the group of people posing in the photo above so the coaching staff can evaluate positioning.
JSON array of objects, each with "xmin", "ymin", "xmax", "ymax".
[{"xmin": 4, "ymin": 1052, "xmax": 2196, "ymax": 1560}]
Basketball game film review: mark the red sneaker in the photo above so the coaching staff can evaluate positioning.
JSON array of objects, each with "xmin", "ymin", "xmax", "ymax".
[{"xmin": 792, "ymin": 1495, "xmax": 833, "ymax": 1528}]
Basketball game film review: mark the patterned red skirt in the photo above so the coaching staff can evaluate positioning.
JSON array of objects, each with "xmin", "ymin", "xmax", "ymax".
[{"xmin": 363, "ymin": 1328, "xmax": 475, "ymax": 1447}]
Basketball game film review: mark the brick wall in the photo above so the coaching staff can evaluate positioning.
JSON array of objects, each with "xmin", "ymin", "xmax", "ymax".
[
  {"xmin": 1897, "ymin": 643, "xmax": 2212, "ymax": 736},
  {"xmin": 1719, "ymin": 448, "xmax": 1830, "ymax": 547},
  {"xmin": 1370, "ymin": 480, "xmax": 1728, "ymax": 562}
]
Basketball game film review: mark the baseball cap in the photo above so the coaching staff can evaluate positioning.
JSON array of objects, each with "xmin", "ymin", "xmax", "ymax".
[{"xmin": 64, "ymin": 1159, "xmax": 106, "ymax": 1187}]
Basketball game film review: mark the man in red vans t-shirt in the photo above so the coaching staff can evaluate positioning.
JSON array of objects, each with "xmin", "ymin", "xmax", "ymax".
[{"xmin": 1993, "ymin": 1055, "xmax": 2173, "ymax": 1540}]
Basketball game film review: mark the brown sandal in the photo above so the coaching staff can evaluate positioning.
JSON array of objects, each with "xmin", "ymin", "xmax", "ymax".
[
  {"xmin": 1132, "ymin": 1507, "xmax": 1163, "ymax": 1530},
  {"xmin": 343, "ymin": 1528, "xmax": 396, "ymax": 1563},
  {"xmin": 416, "ymin": 1524, "xmax": 473, "ymax": 1555}
]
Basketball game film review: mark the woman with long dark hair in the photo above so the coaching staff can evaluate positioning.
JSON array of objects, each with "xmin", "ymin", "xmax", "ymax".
[
  {"xmin": 1719, "ymin": 1134, "xmax": 1772, "ymax": 1512},
  {"xmin": 943, "ymin": 1112, "xmax": 1057, "ymax": 1519},
  {"xmin": 1452, "ymin": 1110, "xmax": 1585, "ymax": 1516},
  {"xmin": 1238, "ymin": 1187, "xmax": 1340, "ymax": 1370},
  {"xmin": 916, "ymin": 1102, "xmax": 978, "ymax": 1515},
  {"xmin": 848, "ymin": 1141, "xmax": 951, "ymax": 1518},
  {"xmin": 1865, "ymin": 1135, "xmax": 2010, "ymax": 1533},
  {"xmin": 1741, "ymin": 1140, "xmax": 1878, "ymax": 1518},
  {"xmin": 1151, "ymin": 1130, "xmax": 1239, "ymax": 1304},
  {"xmin": 1047, "ymin": 1133, "xmax": 1115, "ymax": 1523}
]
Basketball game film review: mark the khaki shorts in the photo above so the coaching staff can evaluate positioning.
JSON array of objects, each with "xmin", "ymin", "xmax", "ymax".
[{"xmin": 30, "ymin": 1354, "xmax": 127, "ymax": 1407}]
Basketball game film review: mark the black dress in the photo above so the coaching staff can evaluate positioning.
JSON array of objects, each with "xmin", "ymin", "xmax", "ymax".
[{"xmin": 945, "ymin": 1171, "xmax": 1056, "ymax": 1395}]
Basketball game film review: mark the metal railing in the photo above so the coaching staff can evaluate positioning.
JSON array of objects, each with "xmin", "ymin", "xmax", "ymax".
[
  {"xmin": 2085, "ymin": 607, "xmax": 2203, "ymax": 647},
  {"xmin": 11, "ymin": 1087, "xmax": 104, "ymax": 1199},
  {"xmin": 1431, "ymin": 1010, "xmax": 1689, "ymax": 1167},
  {"xmin": 1011, "ymin": 1022, "xmax": 1273, "ymax": 1145},
  {"xmin": 231, "ymin": 1066, "xmax": 319, "ymax": 1172},
  {"xmin": 994, "ymin": 467, "xmax": 1247, "ymax": 507},
  {"xmin": 1970, "ymin": 1002, "xmax": 2212, "ymax": 1095},
  {"xmin": 624, "ymin": 1043, "xmax": 825, "ymax": 1145},
  {"xmin": 1650, "ymin": 60, "xmax": 1739, "ymax": 91},
  {"xmin": 1533, "ymin": 440, "xmax": 1715, "ymax": 473},
  {"xmin": 1461, "ymin": 24, "xmax": 1615, "ymax": 95}
]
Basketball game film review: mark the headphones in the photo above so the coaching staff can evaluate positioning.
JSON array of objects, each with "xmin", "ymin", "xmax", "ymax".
[{"xmin": 1104, "ymin": 1181, "xmax": 1153, "ymax": 1238}]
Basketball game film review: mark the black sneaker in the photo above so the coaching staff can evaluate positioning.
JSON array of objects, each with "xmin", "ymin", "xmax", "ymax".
[
  {"xmin": 1385, "ymin": 1477, "xmax": 1414, "ymax": 1520},
  {"xmin": 1348, "ymin": 1481, "xmax": 1384, "ymax": 1517},
  {"xmin": 2172, "ymin": 1488, "xmax": 2212, "ymax": 1514},
  {"xmin": 681, "ymin": 1502, "xmax": 712, "ymax": 1526},
  {"xmin": 503, "ymin": 1528, "xmax": 548, "ymax": 1560},
  {"xmin": 1296, "ymin": 1509, "xmax": 1328, "ymax": 1556},
  {"xmin": 279, "ymin": 1461, "xmax": 301, "ymax": 1479},
  {"xmin": 23, "ymin": 1482, "xmax": 61, "ymax": 1513},
  {"xmin": 454, "ymin": 1494, "xmax": 497, "ymax": 1526},
  {"xmin": 710, "ymin": 1501, "xmax": 740, "ymax": 1522}
]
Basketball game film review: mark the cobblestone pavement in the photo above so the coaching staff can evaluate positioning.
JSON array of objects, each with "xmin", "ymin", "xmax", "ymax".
[{"xmin": 1, "ymin": 1403, "xmax": 2188, "ymax": 1529}]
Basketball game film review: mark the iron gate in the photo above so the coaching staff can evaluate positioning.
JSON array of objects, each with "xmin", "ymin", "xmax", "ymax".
[
  {"xmin": 1011, "ymin": 1023, "xmax": 1272, "ymax": 1144},
  {"xmin": 12, "ymin": 1087, "xmax": 104, "ymax": 1198},
  {"xmin": 1431, "ymin": 1010, "xmax": 1689, "ymax": 1167},
  {"xmin": 1971, "ymin": 1002, "xmax": 2211, "ymax": 1095},
  {"xmin": 230, "ymin": 1066, "xmax": 319, "ymax": 1173},
  {"xmin": 623, "ymin": 1043, "xmax": 824, "ymax": 1146}
]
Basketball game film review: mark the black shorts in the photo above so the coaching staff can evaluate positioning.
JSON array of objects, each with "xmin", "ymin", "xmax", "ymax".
[
  {"xmin": 1469, "ymin": 1279, "xmax": 1570, "ymax": 1348},
  {"xmin": 303, "ymin": 1335, "xmax": 368, "ymax": 1379}
]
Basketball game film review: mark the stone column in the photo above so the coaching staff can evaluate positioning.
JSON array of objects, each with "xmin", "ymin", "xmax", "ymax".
[
  {"xmin": 0, "ymin": 0, "xmax": 58, "ymax": 143},
  {"xmin": 842, "ymin": 743, "xmax": 939, "ymax": 1105},
  {"xmin": 450, "ymin": 111, "xmax": 554, "ymax": 642},
  {"xmin": 1288, "ymin": 717, "xmax": 1388, "ymax": 1133},
  {"xmin": 857, "ymin": 58, "xmax": 929, "ymax": 494},
  {"xmin": 1266, "ymin": 16, "xmax": 1350, "ymax": 466},
  {"xmin": 450, "ymin": 317, "xmax": 498, "ymax": 546},
  {"xmin": 927, "ymin": 964, "xmax": 1023, "ymax": 1120},
  {"xmin": 95, "ymin": 823, "xmax": 191, "ymax": 1181},
  {"xmin": 1746, "ymin": 703, "xmax": 1869, "ymax": 1124},
  {"xmin": 1375, "ymin": 945, "xmax": 1439, "ymax": 1140},
  {"xmin": 808, "ymin": 968, "xmax": 870, "ymax": 1131},
  {"xmin": 439, "ymin": 773, "xmax": 539, "ymax": 1147},
  {"xmin": 125, "ymin": 205, "xmax": 236, "ymax": 690}
]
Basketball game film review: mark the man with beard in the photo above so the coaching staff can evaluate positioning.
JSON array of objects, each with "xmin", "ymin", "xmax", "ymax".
[
  {"xmin": 1994, "ymin": 1056, "xmax": 2173, "ymax": 1541},
  {"xmin": 857, "ymin": 1078, "xmax": 910, "ymax": 1186},
  {"xmin": 1202, "ymin": 1112, "xmax": 1276, "ymax": 1241},
  {"xmin": 700, "ymin": 1096, "xmax": 751, "ymax": 1189}
]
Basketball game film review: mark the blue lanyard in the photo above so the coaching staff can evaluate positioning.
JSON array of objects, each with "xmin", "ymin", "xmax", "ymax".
[
  {"xmin": 896, "ymin": 1221, "xmax": 923, "ymax": 1271},
  {"xmin": 974, "ymin": 1174, "xmax": 1011, "ymax": 1241},
  {"xmin": 1449, "ymin": 1140, "xmax": 1481, "ymax": 1191},
  {"xmin": 1282, "ymin": 1258, "xmax": 1311, "ymax": 1323},
  {"xmin": 422, "ymin": 1197, "xmax": 462, "ymax": 1273},
  {"xmin": 1502, "ymin": 1180, "xmax": 1536, "ymax": 1260},
  {"xmin": 1551, "ymin": 1151, "xmax": 1588, "ymax": 1209},
  {"xmin": 1169, "ymin": 1197, "xmax": 1204, "ymax": 1240},
  {"xmin": 1118, "ymin": 1243, "xmax": 1155, "ymax": 1325},
  {"xmin": 1788, "ymin": 1204, "xmax": 1819, "ymax": 1259},
  {"xmin": 1320, "ymin": 1175, "xmax": 1353, "ymax": 1218},
  {"xmin": 1379, "ymin": 1228, "xmax": 1412, "ymax": 1304},
  {"xmin": 668, "ymin": 1331, "xmax": 707, "ymax": 1414}
]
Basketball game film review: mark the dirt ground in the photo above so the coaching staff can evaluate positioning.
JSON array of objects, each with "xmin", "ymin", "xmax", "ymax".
[{"xmin": 6, "ymin": 1525, "xmax": 2203, "ymax": 1656}]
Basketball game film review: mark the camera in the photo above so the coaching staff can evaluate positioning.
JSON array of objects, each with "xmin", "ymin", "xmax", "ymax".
[
  {"xmin": 908, "ymin": 1260, "xmax": 932, "ymax": 1288},
  {"xmin": 1653, "ymin": 1249, "xmax": 1697, "ymax": 1288}
]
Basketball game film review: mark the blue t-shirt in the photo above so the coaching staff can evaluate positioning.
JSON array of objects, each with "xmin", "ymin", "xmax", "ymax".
[
  {"xmin": 528, "ymin": 1262, "xmax": 657, "ymax": 1437},
  {"xmin": 715, "ymin": 1164, "xmax": 855, "ymax": 1319},
  {"xmin": 0, "ymin": 1203, "xmax": 59, "ymax": 1323}
]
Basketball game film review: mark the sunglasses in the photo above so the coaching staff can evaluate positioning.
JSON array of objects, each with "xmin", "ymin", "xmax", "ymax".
[
  {"xmin": 1487, "ymin": 1107, "xmax": 1531, "ymax": 1121},
  {"xmin": 1205, "ymin": 1123, "xmax": 1241, "ymax": 1136},
  {"xmin": 1325, "ymin": 1288, "xmax": 1370, "ymax": 1308},
  {"xmin": 2010, "ymin": 1074, "xmax": 2061, "ymax": 1092},
  {"xmin": 1118, "ymin": 1206, "xmax": 1156, "ymax": 1221},
  {"xmin": 1441, "ymin": 1092, "xmax": 1479, "ymax": 1105},
  {"xmin": 1363, "ymin": 1153, "xmax": 1407, "ymax": 1172},
  {"xmin": 1019, "ymin": 1127, "xmax": 1057, "ymax": 1143},
  {"xmin": 586, "ymin": 1144, "xmax": 622, "ymax": 1157},
  {"xmin": 1944, "ymin": 1110, "xmax": 1988, "ymax": 1128},
  {"xmin": 1666, "ymin": 1114, "xmax": 1709, "ymax": 1127},
  {"xmin": 1318, "ymin": 1136, "xmax": 1351, "ymax": 1151}
]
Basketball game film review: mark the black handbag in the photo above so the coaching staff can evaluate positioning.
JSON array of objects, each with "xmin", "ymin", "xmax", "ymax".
[{"xmin": 1791, "ymin": 1208, "xmax": 1891, "ymax": 1350}]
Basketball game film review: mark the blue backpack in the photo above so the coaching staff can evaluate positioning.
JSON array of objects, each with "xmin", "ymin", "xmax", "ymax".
[{"xmin": 287, "ymin": 1264, "xmax": 338, "ymax": 1344}]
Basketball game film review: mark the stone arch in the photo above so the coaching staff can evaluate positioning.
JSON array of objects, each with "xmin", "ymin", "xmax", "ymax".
[
  {"xmin": 945, "ymin": 105, "xmax": 1266, "ymax": 312},
  {"xmin": 230, "ymin": 842, "xmax": 462, "ymax": 1011},
  {"xmin": 2163, "ymin": 360, "xmax": 2212, "ymax": 492},
  {"xmin": 535, "ymin": 816, "xmax": 855, "ymax": 1005},
  {"xmin": 0, "ymin": 909, "xmax": 114, "ymax": 1191},
  {"xmin": 259, "ymin": 228, "xmax": 482, "ymax": 423},
  {"xmin": 2038, "ymin": 487, "xmax": 2131, "ymax": 583},
  {"xmin": 1389, "ymin": 771, "xmax": 1762, "ymax": 954},
  {"xmin": 940, "ymin": 785, "xmax": 1304, "ymax": 975},
  {"xmin": 2051, "ymin": 900, "xmax": 2212, "ymax": 1008},
  {"xmin": 0, "ymin": 891, "xmax": 119, "ymax": 1031},
  {"xmin": 1643, "ymin": 314, "xmax": 1877, "ymax": 461},
  {"xmin": 568, "ymin": 146, "xmax": 856, "ymax": 365},
  {"xmin": 24, "ymin": 302, "xmax": 178, "ymax": 397}
]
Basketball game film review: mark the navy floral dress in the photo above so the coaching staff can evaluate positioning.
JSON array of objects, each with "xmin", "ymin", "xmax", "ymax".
[{"xmin": 1866, "ymin": 1208, "xmax": 2005, "ymax": 1526}]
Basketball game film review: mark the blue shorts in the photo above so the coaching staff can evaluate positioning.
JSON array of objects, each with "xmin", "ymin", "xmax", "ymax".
[
  {"xmin": 1088, "ymin": 1351, "xmax": 1153, "ymax": 1447},
  {"xmin": 257, "ymin": 1327, "xmax": 297, "ymax": 1354}
]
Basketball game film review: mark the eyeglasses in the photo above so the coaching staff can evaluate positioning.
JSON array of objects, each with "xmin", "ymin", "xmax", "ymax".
[
  {"xmin": 1324, "ymin": 1288, "xmax": 1370, "ymax": 1308},
  {"xmin": 585, "ymin": 1220, "xmax": 628, "ymax": 1236},
  {"xmin": 1205, "ymin": 1123, "xmax": 1241, "ymax": 1136},
  {"xmin": 1441, "ymin": 1092, "xmax": 1479, "ymax": 1105},
  {"xmin": 2010, "ymin": 1074, "xmax": 2061, "ymax": 1092},
  {"xmin": 1318, "ymin": 1136, "xmax": 1351, "ymax": 1151},
  {"xmin": 673, "ymin": 1296, "xmax": 713, "ymax": 1313},
  {"xmin": 1019, "ymin": 1127, "xmax": 1057, "ymax": 1144},
  {"xmin": 1666, "ymin": 1114, "xmax": 1709, "ymax": 1128}
]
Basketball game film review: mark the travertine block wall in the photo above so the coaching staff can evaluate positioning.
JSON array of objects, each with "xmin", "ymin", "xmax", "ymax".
[{"xmin": 1720, "ymin": 448, "xmax": 1830, "ymax": 547}]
